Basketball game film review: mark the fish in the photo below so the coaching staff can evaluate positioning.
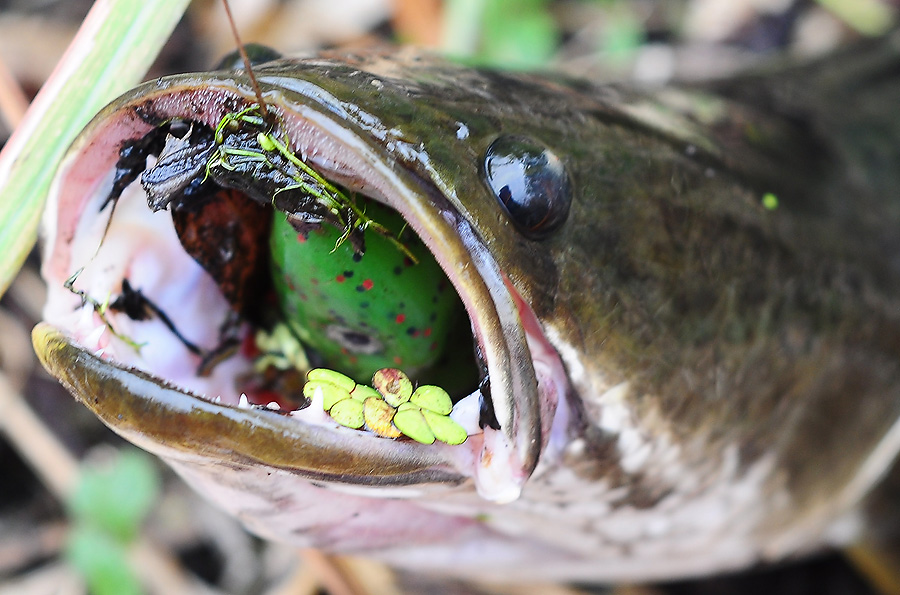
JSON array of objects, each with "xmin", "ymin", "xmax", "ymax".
[{"xmin": 32, "ymin": 39, "xmax": 900, "ymax": 583}]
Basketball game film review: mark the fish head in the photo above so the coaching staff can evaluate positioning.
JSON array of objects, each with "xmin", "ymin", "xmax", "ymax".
[{"xmin": 34, "ymin": 48, "xmax": 580, "ymax": 552}]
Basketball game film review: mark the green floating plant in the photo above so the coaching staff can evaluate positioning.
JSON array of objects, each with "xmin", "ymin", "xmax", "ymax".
[
  {"xmin": 372, "ymin": 367, "xmax": 413, "ymax": 407},
  {"xmin": 64, "ymin": 269, "xmax": 146, "ymax": 352},
  {"xmin": 306, "ymin": 367, "xmax": 468, "ymax": 445},
  {"xmin": 393, "ymin": 404, "xmax": 434, "ymax": 444},
  {"xmin": 363, "ymin": 396, "xmax": 403, "ymax": 438},
  {"xmin": 254, "ymin": 323, "xmax": 310, "ymax": 372},
  {"xmin": 207, "ymin": 105, "xmax": 417, "ymax": 261}
]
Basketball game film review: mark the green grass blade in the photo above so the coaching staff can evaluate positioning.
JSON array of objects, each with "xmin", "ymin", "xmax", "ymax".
[
  {"xmin": 0, "ymin": 0, "xmax": 192, "ymax": 298},
  {"xmin": 815, "ymin": 0, "xmax": 893, "ymax": 36},
  {"xmin": 441, "ymin": 0, "xmax": 487, "ymax": 56}
]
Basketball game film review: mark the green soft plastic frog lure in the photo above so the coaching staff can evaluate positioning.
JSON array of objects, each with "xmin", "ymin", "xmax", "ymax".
[{"xmin": 269, "ymin": 198, "xmax": 459, "ymax": 381}]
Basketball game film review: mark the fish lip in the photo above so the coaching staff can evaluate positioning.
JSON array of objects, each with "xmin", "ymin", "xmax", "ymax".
[
  {"xmin": 32, "ymin": 323, "xmax": 466, "ymax": 485},
  {"xmin": 38, "ymin": 68, "xmax": 544, "ymax": 499}
]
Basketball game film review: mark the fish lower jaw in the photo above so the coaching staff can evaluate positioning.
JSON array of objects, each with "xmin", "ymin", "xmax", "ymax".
[{"xmin": 47, "ymin": 296, "xmax": 489, "ymax": 444}]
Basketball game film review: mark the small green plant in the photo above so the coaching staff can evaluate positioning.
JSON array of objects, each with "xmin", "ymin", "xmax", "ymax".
[
  {"xmin": 208, "ymin": 105, "xmax": 416, "ymax": 261},
  {"xmin": 442, "ymin": 0, "xmax": 558, "ymax": 68},
  {"xmin": 65, "ymin": 450, "xmax": 161, "ymax": 595}
]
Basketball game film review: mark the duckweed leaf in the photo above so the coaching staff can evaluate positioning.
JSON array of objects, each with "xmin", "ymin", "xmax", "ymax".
[
  {"xmin": 351, "ymin": 384, "xmax": 382, "ymax": 402},
  {"xmin": 254, "ymin": 324, "xmax": 309, "ymax": 371},
  {"xmin": 305, "ymin": 380, "xmax": 352, "ymax": 411},
  {"xmin": 330, "ymin": 398, "xmax": 365, "ymax": 429},
  {"xmin": 410, "ymin": 385, "xmax": 453, "ymax": 415},
  {"xmin": 307, "ymin": 368, "xmax": 356, "ymax": 392},
  {"xmin": 364, "ymin": 397, "xmax": 402, "ymax": 438},
  {"xmin": 303, "ymin": 367, "xmax": 466, "ymax": 444},
  {"xmin": 393, "ymin": 408, "xmax": 436, "ymax": 445},
  {"xmin": 422, "ymin": 410, "xmax": 469, "ymax": 445},
  {"xmin": 372, "ymin": 368, "xmax": 413, "ymax": 407}
]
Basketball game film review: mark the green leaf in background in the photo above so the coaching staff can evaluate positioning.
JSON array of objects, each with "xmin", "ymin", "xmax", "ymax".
[
  {"xmin": 442, "ymin": 0, "xmax": 487, "ymax": 57},
  {"xmin": 0, "ymin": 0, "xmax": 191, "ymax": 299},
  {"xmin": 600, "ymin": 8, "xmax": 643, "ymax": 62},
  {"xmin": 68, "ymin": 450, "xmax": 160, "ymax": 543},
  {"xmin": 481, "ymin": 0, "xmax": 557, "ymax": 68},
  {"xmin": 443, "ymin": 0, "xmax": 559, "ymax": 68},
  {"xmin": 483, "ymin": 4, "xmax": 557, "ymax": 68},
  {"xmin": 815, "ymin": 0, "xmax": 893, "ymax": 36},
  {"xmin": 66, "ymin": 524, "xmax": 142, "ymax": 595}
]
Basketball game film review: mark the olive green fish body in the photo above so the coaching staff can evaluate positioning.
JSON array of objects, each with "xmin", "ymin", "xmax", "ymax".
[{"xmin": 33, "ymin": 40, "xmax": 900, "ymax": 581}]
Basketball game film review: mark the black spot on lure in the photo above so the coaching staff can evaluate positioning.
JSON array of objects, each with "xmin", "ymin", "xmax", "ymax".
[{"xmin": 34, "ymin": 41, "xmax": 900, "ymax": 582}]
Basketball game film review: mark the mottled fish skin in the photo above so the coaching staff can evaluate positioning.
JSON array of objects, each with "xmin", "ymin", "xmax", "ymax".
[{"xmin": 34, "ymin": 40, "xmax": 900, "ymax": 582}]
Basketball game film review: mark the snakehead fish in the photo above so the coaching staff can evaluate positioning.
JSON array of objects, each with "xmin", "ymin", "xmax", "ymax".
[{"xmin": 32, "ymin": 39, "xmax": 900, "ymax": 583}]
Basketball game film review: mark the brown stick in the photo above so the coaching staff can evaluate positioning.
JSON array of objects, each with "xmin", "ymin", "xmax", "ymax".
[
  {"xmin": 221, "ymin": 0, "xmax": 268, "ymax": 117},
  {"xmin": 298, "ymin": 549, "xmax": 371, "ymax": 595},
  {"xmin": 0, "ymin": 52, "xmax": 29, "ymax": 131}
]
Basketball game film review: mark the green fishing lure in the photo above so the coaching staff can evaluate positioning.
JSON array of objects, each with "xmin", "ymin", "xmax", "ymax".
[{"xmin": 269, "ymin": 200, "xmax": 460, "ymax": 383}]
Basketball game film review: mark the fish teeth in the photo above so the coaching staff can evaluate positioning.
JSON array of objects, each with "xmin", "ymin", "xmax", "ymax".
[
  {"xmin": 77, "ymin": 303, "xmax": 98, "ymax": 326},
  {"xmin": 449, "ymin": 390, "xmax": 483, "ymax": 434},
  {"xmin": 288, "ymin": 403, "xmax": 334, "ymax": 426},
  {"xmin": 308, "ymin": 385, "xmax": 324, "ymax": 410},
  {"xmin": 265, "ymin": 401, "xmax": 281, "ymax": 410},
  {"xmin": 238, "ymin": 393, "xmax": 251, "ymax": 409},
  {"xmin": 83, "ymin": 324, "xmax": 107, "ymax": 348}
]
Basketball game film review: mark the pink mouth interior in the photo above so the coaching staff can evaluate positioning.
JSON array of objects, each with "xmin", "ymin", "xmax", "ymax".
[{"xmin": 41, "ymin": 85, "xmax": 570, "ymax": 500}]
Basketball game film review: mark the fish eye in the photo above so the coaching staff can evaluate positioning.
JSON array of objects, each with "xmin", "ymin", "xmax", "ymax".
[{"xmin": 483, "ymin": 135, "xmax": 571, "ymax": 240}]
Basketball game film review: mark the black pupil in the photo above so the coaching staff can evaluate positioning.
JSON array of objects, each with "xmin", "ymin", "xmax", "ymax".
[{"xmin": 483, "ymin": 135, "xmax": 571, "ymax": 240}]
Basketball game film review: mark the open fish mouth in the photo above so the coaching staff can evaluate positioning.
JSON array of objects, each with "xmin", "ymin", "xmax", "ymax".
[{"xmin": 35, "ymin": 64, "xmax": 566, "ymax": 503}]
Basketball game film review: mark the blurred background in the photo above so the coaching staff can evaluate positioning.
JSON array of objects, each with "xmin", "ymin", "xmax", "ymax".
[{"xmin": 0, "ymin": 0, "xmax": 897, "ymax": 593}]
